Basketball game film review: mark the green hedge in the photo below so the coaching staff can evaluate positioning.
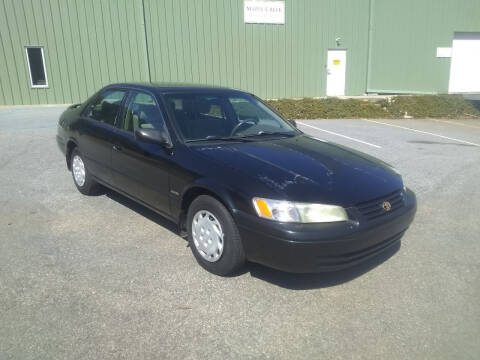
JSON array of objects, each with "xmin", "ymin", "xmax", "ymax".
[{"xmin": 265, "ymin": 95, "xmax": 480, "ymax": 119}]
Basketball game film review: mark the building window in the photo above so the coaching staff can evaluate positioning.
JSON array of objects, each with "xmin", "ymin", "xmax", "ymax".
[{"xmin": 25, "ymin": 47, "xmax": 48, "ymax": 88}]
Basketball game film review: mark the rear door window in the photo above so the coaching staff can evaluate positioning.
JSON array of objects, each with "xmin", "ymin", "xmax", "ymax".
[{"xmin": 85, "ymin": 89, "xmax": 126, "ymax": 126}]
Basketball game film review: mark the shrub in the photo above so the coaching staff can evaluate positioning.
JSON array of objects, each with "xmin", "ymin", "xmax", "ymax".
[{"xmin": 266, "ymin": 95, "xmax": 480, "ymax": 119}]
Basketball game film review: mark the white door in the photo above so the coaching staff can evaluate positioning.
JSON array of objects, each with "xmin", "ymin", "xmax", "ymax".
[
  {"xmin": 326, "ymin": 50, "xmax": 347, "ymax": 96},
  {"xmin": 449, "ymin": 33, "xmax": 480, "ymax": 93}
]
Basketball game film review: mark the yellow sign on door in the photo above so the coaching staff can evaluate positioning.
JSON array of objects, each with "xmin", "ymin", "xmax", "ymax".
[{"xmin": 333, "ymin": 59, "xmax": 341, "ymax": 66}]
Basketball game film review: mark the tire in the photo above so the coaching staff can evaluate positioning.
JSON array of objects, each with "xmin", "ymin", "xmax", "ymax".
[
  {"xmin": 187, "ymin": 195, "xmax": 246, "ymax": 276},
  {"xmin": 70, "ymin": 148, "xmax": 100, "ymax": 195}
]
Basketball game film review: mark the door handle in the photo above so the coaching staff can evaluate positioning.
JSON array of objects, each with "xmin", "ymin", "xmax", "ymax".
[{"xmin": 112, "ymin": 144, "xmax": 122, "ymax": 151}]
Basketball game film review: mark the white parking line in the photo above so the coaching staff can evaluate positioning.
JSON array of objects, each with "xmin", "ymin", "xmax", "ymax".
[
  {"xmin": 424, "ymin": 118, "xmax": 480, "ymax": 129},
  {"xmin": 363, "ymin": 119, "xmax": 480, "ymax": 147},
  {"xmin": 297, "ymin": 121, "xmax": 382, "ymax": 149}
]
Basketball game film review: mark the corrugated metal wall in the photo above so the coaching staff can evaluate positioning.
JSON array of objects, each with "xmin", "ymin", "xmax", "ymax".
[
  {"xmin": 0, "ymin": 0, "xmax": 149, "ymax": 105},
  {"xmin": 1, "ymin": 0, "xmax": 480, "ymax": 105},
  {"xmin": 144, "ymin": 0, "xmax": 370, "ymax": 99},
  {"xmin": 0, "ymin": 0, "xmax": 370, "ymax": 104},
  {"xmin": 367, "ymin": 0, "xmax": 480, "ymax": 94}
]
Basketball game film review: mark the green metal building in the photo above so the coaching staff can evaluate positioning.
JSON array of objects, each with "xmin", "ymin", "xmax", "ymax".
[{"xmin": 1, "ymin": 0, "xmax": 480, "ymax": 105}]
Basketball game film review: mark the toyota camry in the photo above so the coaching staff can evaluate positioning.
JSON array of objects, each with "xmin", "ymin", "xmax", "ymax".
[{"xmin": 57, "ymin": 83, "xmax": 417, "ymax": 275}]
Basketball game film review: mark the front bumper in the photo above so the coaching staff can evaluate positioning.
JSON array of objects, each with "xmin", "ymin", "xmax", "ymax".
[{"xmin": 235, "ymin": 189, "xmax": 417, "ymax": 273}]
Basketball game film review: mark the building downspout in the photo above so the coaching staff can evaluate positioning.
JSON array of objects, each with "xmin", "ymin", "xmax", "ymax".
[
  {"xmin": 140, "ymin": 0, "xmax": 151, "ymax": 82},
  {"xmin": 365, "ymin": 0, "xmax": 374, "ymax": 94}
]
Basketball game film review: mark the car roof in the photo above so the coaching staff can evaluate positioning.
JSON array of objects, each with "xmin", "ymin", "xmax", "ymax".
[{"xmin": 105, "ymin": 82, "xmax": 249, "ymax": 94}]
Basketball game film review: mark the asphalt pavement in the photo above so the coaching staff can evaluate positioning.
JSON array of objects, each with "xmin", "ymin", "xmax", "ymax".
[{"xmin": 1, "ymin": 106, "xmax": 479, "ymax": 359}]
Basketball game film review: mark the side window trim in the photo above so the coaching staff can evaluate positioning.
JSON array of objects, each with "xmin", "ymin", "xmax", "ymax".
[{"xmin": 115, "ymin": 90, "xmax": 133, "ymax": 129}]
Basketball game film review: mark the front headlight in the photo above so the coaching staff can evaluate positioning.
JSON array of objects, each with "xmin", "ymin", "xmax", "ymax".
[{"xmin": 252, "ymin": 197, "xmax": 348, "ymax": 223}]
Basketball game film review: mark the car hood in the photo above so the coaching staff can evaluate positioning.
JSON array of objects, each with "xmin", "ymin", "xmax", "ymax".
[{"xmin": 189, "ymin": 135, "xmax": 403, "ymax": 206}]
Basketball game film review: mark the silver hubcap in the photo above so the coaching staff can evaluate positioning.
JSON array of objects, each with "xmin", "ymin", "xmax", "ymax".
[
  {"xmin": 192, "ymin": 210, "xmax": 224, "ymax": 262},
  {"xmin": 72, "ymin": 155, "xmax": 86, "ymax": 187}
]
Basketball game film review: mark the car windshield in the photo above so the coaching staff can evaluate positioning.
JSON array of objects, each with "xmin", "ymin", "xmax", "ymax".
[{"xmin": 163, "ymin": 92, "xmax": 298, "ymax": 142}]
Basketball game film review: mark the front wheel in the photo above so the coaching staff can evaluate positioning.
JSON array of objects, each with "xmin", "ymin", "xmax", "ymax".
[
  {"xmin": 187, "ymin": 195, "xmax": 246, "ymax": 276},
  {"xmin": 70, "ymin": 148, "xmax": 100, "ymax": 195}
]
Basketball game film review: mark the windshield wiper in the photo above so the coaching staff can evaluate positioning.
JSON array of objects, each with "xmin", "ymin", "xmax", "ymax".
[
  {"xmin": 185, "ymin": 131, "xmax": 296, "ymax": 143},
  {"xmin": 238, "ymin": 131, "xmax": 297, "ymax": 139},
  {"xmin": 186, "ymin": 136, "xmax": 252, "ymax": 143}
]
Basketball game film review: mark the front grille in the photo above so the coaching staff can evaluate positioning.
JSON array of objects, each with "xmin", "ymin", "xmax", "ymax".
[{"xmin": 356, "ymin": 190, "xmax": 405, "ymax": 221}]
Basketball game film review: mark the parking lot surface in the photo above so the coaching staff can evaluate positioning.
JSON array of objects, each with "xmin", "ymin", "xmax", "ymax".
[{"xmin": 1, "ymin": 106, "xmax": 479, "ymax": 359}]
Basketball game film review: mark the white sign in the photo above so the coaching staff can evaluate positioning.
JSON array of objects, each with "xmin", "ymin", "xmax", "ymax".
[
  {"xmin": 244, "ymin": 1, "xmax": 285, "ymax": 24},
  {"xmin": 436, "ymin": 47, "xmax": 452, "ymax": 58}
]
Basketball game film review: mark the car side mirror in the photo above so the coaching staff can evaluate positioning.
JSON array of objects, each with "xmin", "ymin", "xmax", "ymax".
[
  {"xmin": 135, "ymin": 128, "xmax": 172, "ymax": 149},
  {"xmin": 289, "ymin": 119, "xmax": 297, "ymax": 128}
]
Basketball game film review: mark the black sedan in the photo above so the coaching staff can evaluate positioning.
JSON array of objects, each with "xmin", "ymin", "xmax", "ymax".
[{"xmin": 57, "ymin": 83, "xmax": 416, "ymax": 275}]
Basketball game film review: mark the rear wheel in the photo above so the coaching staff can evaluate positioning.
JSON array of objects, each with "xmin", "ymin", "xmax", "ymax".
[
  {"xmin": 70, "ymin": 148, "xmax": 100, "ymax": 195},
  {"xmin": 187, "ymin": 195, "xmax": 245, "ymax": 276}
]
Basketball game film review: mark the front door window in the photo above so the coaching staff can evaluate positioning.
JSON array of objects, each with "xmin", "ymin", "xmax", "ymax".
[{"xmin": 120, "ymin": 91, "xmax": 165, "ymax": 132}]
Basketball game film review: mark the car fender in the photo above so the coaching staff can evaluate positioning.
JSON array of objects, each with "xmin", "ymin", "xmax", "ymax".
[
  {"xmin": 64, "ymin": 137, "xmax": 79, "ymax": 169},
  {"xmin": 181, "ymin": 177, "xmax": 239, "ymax": 213}
]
